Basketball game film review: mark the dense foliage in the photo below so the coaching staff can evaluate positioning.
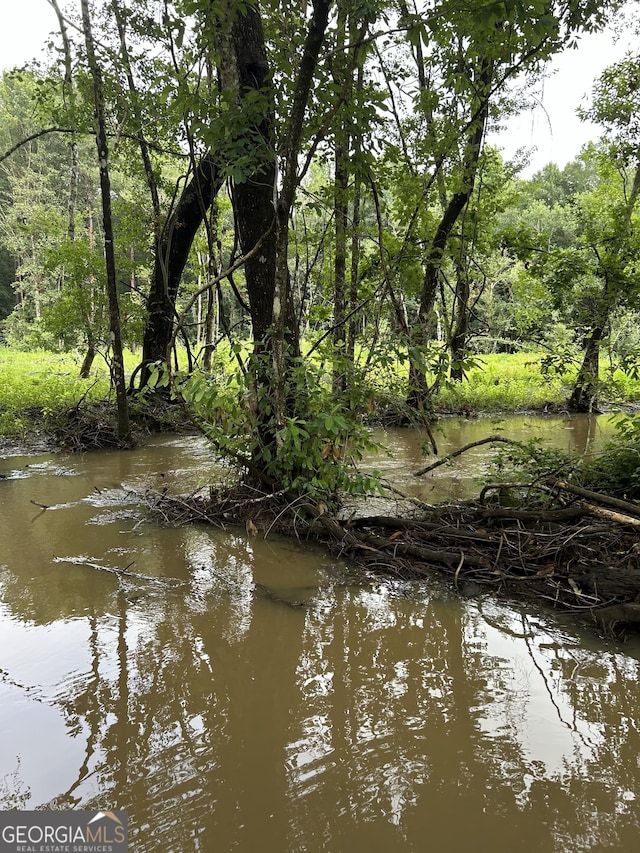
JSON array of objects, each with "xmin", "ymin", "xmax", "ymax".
[{"xmin": 1, "ymin": 0, "xmax": 638, "ymax": 497}]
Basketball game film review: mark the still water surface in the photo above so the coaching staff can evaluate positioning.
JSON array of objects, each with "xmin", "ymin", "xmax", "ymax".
[{"xmin": 1, "ymin": 415, "xmax": 639, "ymax": 851}]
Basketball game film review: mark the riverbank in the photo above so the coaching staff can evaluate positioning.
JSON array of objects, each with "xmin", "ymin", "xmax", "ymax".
[{"xmin": 2, "ymin": 347, "xmax": 640, "ymax": 443}]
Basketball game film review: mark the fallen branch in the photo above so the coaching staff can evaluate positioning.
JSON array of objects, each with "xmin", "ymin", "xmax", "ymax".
[
  {"xmin": 53, "ymin": 556, "xmax": 187, "ymax": 588},
  {"xmin": 545, "ymin": 478, "xmax": 640, "ymax": 518},
  {"xmin": 587, "ymin": 505, "xmax": 640, "ymax": 528},
  {"xmin": 30, "ymin": 500, "xmax": 50, "ymax": 509},
  {"xmin": 480, "ymin": 506, "xmax": 587, "ymax": 523},
  {"xmin": 356, "ymin": 530, "xmax": 491, "ymax": 569},
  {"xmin": 414, "ymin": 436, "xmax": 520, "ymax": 477},
  {"xmin": 347, "ymin": 515, "xmax": 494, "ymax": 542}
]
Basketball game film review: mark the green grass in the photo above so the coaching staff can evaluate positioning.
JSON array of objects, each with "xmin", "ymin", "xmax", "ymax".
[
  {"xmin": 433, "ymin": 353, "xmax": 640, "ymax": 413},
  {"xmin": 0, "ymin": 348, "xmax": 119, "ymax": 438},
  {"xmin": 433, "ymin": 353, "xmax": 568, "ymax": 413},
  {"xmin": 2, "ymin": 346, "xmax": 640, "ymax": 441}
]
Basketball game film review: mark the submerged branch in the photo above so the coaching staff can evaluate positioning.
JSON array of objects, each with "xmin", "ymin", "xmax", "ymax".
[{"xmin": 53, "ymin": 556, "xmax": 187, "ymax": 588}]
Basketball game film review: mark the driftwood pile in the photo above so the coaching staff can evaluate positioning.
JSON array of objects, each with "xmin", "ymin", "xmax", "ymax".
[
  {"xmin": 45, "ymin": 399, "xmax": 193, "ymax": 450},
  {"xmin": 147, "ymin": 473, "xmax": 640, "ymax": 634},
  {"xmin": 47, "ymin": 401, "xmax": 130, "ymax": 450}
]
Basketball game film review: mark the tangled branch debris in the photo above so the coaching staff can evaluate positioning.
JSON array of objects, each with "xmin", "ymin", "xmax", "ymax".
[
  {"xmin": 44, "ymin": 399, "xmax": 193, "ymax": 450},
  {"xmin": 146, "ymin": 476, "xmax": 640, "ymax": 635}
]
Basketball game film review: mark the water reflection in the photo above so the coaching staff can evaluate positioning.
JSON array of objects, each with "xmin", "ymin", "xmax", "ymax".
[
  {"xmin": 368, "ymin": 413, "xmax": 619, "ymax": 504},
  {"xmin": 1, "ymin": 417, "xmax": 639, "ymax": 851}
]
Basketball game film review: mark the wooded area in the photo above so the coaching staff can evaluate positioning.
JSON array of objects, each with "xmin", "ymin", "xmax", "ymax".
[{"xmin": 1, "ymin": 0, "xmax": 640, "ymax": 506}]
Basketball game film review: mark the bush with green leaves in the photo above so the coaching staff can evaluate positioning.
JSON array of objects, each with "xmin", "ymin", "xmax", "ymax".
[
  {"xmin": 577, "ymin": 416, "xmax": 640, "ymax": 498},
  {"xmin": 490, "ymin": 437, "xmax": 578, "ymax": 486},
  {"xmin": 148, "ymin": 356, "xmax": 385, "ymax": 503}
]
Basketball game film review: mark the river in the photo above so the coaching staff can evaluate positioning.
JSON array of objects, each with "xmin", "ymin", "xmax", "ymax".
[{"xmin": 1, "ymin": 415, "xmax": 639, "ymax": 851}]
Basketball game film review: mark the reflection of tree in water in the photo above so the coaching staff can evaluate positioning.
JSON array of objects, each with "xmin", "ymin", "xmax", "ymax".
[
  {"xmin": 3, "ymin": 529, "xmax": 640, "ymax": 850},
  {"xmin": 42, "ymin": 541, "xmax": 245, "ymax": 846},
  {"xmin": 0, "ymin": 757, "xmax": 31, "ymax": 810},
  {"xmin": 513, "ymin": 614, "xmax": 640, "ymax": 851},
  {"xmin": 284, "ymin": 590, "xmax": 640, "ymax": 851},
  {"xmin": 33, "ymin": 527, "xmax": 300, "ymax": 850}
]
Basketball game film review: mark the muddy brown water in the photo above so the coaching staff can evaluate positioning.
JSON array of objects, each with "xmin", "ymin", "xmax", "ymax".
[{"xmin": 1, "ymin": 415, "xmax": 639, "ymax": 851}]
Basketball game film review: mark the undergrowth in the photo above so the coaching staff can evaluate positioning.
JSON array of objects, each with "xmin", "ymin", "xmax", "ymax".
[
  {"xmin": 434, "ymin": 354, "xmax": 570, "ymax": 413},
  {"xmin": 0, "ymin": 349, "xmax": 112, "ymax": 438}
]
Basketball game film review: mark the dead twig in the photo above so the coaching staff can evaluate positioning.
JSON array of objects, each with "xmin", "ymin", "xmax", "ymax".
[{"xmin": 53, "ymin": 556, "xmax": 187, "ymax": 588}]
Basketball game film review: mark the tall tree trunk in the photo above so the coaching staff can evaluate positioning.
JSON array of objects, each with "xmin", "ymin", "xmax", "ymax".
[
  {"xmin": 407, "ymin": 60, "xmax": 492, "ymax": 413},
  {"xmin": 271, "ymin": 0, "xmax": 331, "ymax": 440},
  {"xmin": 203, "ymin": 199, "xmax": 224, "ymax": 370},
  {"xmin": 347, "ymin": 55, "xmax": 365, "ymax": 366},
  {"xmin": 217, "ymin": 0, "xmax": 279, "ymax": 457},
  {"xmin": 67, "ymin": 141, "xmax": 79, "ymax": 239},
  {"xmin": 81, "ymin": 0, "xmax": 131, "ymax": 443},
  {"xmin": 80, "ymin": 192, "xmax": 98, "ymax": 377},
  {"xmin": 450, "ymin": 257, "xmax": 471, "ymax": 382},
  {"xmin": 332, "ymin": 3, "xmax": 350, "ymax": 396},
  {"xmin": 218, "ymin": 0, "xmax": 330, "ymax": 465},
  {"xmin": 216, "ymin": 0, "xmax": 277, "ymax": 350},
  {"xmin": 332, "ymin": 135, "xmax": 349, "ymax": 394},
  {"xmin": 347, "ymin": 174, "xmax": 362, "ymax": 362}
]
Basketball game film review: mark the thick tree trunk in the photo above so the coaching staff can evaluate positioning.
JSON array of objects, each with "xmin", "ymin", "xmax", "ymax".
[
  {"xmin": 220, "ymin": 1, "xmax": 278, "ymax": 456},
  {"xmin": 218, "ymin": 1, "xmax": 277, "ymax": 346},
  {"xmin": 221, "ymin": 0, "xmax": 330, "ymax": 458},
  {"xmin": 140, "ymin": 154, "xmax": 222, "ymax": 381},
  {"xmin": 568, "ymin": 324, "xmax": 604, "ymax": 413}
]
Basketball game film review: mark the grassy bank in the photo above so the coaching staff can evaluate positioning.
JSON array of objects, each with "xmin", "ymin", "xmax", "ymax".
[
  {"xmin": 1, "ymin": 346, "xmax": 639, "ymax": 441},
  {"xmin": 0, "ymin": 348, "xmax": 114, "ymax": 438},
  {"xmin": 433, "ymin": 353, "xmax": 640, "ymax": 414}
]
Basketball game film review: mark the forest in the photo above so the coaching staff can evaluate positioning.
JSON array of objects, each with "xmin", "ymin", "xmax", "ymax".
[{"xmin": 2, "ymin": 0, "xmax": 640, "ymax": 558}]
